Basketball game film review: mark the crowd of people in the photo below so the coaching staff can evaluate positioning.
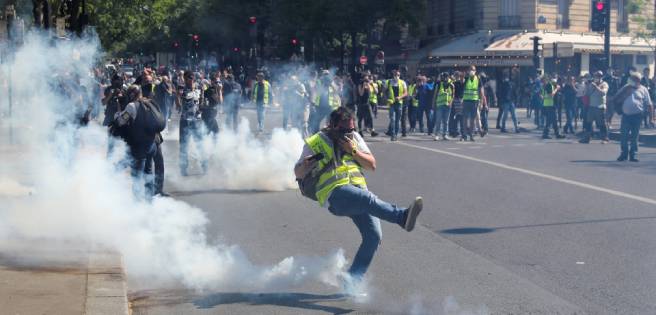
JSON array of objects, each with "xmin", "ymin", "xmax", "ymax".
[{"xmin": 59, "ymin": 61, "xmax": 654, "ymax": 200}]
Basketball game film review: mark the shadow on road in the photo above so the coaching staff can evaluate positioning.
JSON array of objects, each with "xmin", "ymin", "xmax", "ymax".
[
  {"xmin": 439, "ymin": 215, "xmax": 656, "ymax": 235},
  {"xmin": 169, "ymin": 189, "xmax": 277, "ymax": 197},
  {"xmin": 570, "ymin": 158, "xmax": 656, "ymax": 174},
  {"xmin": 193, "ymin": 292, "xmax": 352, "ymax": 314}
]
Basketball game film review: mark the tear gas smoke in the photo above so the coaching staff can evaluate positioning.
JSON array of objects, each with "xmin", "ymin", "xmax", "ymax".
[
  {"xmin": 165, "ymin": 118, "xmax": 304, "ymax": 192},
  {"xmin": 0, "ymin": 32, "xmax": 346, "ymax": 292}
]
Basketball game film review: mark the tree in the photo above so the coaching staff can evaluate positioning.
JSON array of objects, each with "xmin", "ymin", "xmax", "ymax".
[{"xmin": 627, "ymin": 0, "xmax": 656, "ymax": 64}]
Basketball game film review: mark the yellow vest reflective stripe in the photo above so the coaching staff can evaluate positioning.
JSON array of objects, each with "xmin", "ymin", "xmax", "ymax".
[
  {"xmin": 253, "ymin": 81, "xmax": 271, "ymax": 105},
  {"xmin": 368, "ymin": 83, "xmax": 378, "ymax": 104},
  {"xmin": 542, "ymin": 83, "xmax": 555, "ymax": 107},
  {"xmin": 387, "ymin": 79, "xmax": 406, "ymax": 105},
  {"xmin": 313, "ymin": 86, "xmax": 341, "ymax": 108},
  {"xmin": 306, "ymin": 132, "xmax": 367, "ymax": 206},
  {"xmin": 435, "ymin": 81, "xmax": 453, "ymax": 106},
  {"xmin": 408, "ymin": 84, "xmax": 419, "ymax": 107},
  {"xmin": 463, "ymin": 76, "xmax": 480, "ymax": 101}
]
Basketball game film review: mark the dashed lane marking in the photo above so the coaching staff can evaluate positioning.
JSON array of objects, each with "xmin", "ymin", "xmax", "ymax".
[{"xmin": 395, "ymin": 141, "xmax": 656, "ymax": 206}]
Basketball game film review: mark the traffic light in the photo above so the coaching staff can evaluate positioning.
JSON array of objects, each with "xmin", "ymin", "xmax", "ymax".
[
  {"xmin": 192, "ymin": 34, "xmax": 200, "ymax": 42},
  {"xmin": 173, "ymin": 41, "xmax": 180, "ymax": 49},
  {"xmin": 291, "ymin": 37, "xmax": 298, "ymax": 46},
  {"xmin": 233, "ymin": 47, "xmax": 240, "ymax": 52},
  {"xmin": 249, "ymin": 16, "xmax": 257, "ymax": 24},
  {"xmin": 591, "ymin": 0, "xmax": 608, "ymax": 32}
]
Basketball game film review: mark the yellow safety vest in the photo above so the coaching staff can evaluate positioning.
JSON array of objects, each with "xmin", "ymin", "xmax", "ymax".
[
  {"xmin": 387, "ymin": 79, "xmax": 407, "ymax": 106},
  {"xmin": 542, "ymin": 83, "xmax": 555, "ymax": 107},
  {"xmin": 463, "ymin": 76, "xmax": 480, "ymax": 101},
  {"xmin": 252, "ymin": 80, "xmax": 271, "ymax": 105},
  {"xmin": 306, "ymin": 132, "xmax": 367, "ymax": 206},
  {"xmin": 435, "ymin": 81, "xmax": 453, "ymax": 107},
  {"xmin": 408, "ymin": 84, "xmax": 419, "ymax": 107},
  {"xmin": 368, "ymin": 82, "xmax": 378, "ymax": 104},
  {"xmin": 313, "ymin": 85, "xmax": 341, "ymax": 108}
]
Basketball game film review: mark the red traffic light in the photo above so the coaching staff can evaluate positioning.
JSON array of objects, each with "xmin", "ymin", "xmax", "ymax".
[
  {"xmin": 173, "ymin": 41, "xmax": 179, "ymax": 48},
  {"xmin": 249, "ymin": 16, "xmax": 257, "ymax": 24},
  {"xmin": 192, "ymin": 34, "xmax": 200, "ymax": 41},
  {"xmin": 596, "ymin": 1, "xmax": 604, "ymax": 11},
  {"xmin": 291, "ymin": 38, "xmax": 298, "ymax": 45},
  {"xmin": 233, "ymin": 47, "xmax": 240, "ymax": 52}
]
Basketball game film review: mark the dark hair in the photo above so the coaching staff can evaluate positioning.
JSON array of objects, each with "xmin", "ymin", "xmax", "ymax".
[{"xmin": 329, "ymin": 107, "xmax": 354, "ymax": 127}]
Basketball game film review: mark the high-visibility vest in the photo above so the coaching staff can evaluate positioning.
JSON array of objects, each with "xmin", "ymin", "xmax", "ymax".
[
  {"xmin": 542, "ymin": 82, "xmax": 555, "ymax": 107},
  {"xmin": 387, "ymin": 79, "xmax": 407, "ymax": 105},
  {"xmin": 463, "ymin": 75, "xmax": 480, "ymax": 101},
  {"xmin": 306, "ymin": 132, "xmax": 367, "ymax": 206},
  {"xmin": 408, "ymin": 84, "xmax": 419, "ymax": 107},
  {"xmin": 313, "ymin": 85, "xmax": 341, "ymax": 108},
  {"xmin": 252, "ymin": 80, "xmax": 271, "ymax": 105},
  {"xmin": 435, "ymin": 81, "xmax": 453, "ymax": 107},
  {"xmin": 368, "ymin": 82, "xmax": 378, "ymax": 104}
]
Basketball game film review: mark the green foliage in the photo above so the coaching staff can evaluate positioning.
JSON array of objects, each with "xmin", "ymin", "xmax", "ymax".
[
  {"xmin": 81, "ymin": 0, "xmax": 425, "ymax": 58},
  {"xmin": 627, "ymin": 0, "xmax": 656, "ymax": 50}
]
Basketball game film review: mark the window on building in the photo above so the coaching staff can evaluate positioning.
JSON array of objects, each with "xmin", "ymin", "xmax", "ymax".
[
  {"xmin": 557, "ymin": 0, "xmax": 569, "ymax": 29},
  {"xmin": 617, "ymin": 0, "xmax": 629, "ymax": 33},
  {"xmin": 499, "ymin": 0, "xmax": 521, "ymax": 29},
  {"xmin": 636, "ymin": 55, "xmax": 648, "ymax": 65}
]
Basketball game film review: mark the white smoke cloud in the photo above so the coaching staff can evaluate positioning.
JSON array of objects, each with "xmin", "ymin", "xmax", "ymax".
[
  {"xmin": 166, "ymin": 118, "xmax": 303, "ymax": 192},
  {"xmin": 0, "ymin": 31, "xmax": 346, "ymax": 293}
]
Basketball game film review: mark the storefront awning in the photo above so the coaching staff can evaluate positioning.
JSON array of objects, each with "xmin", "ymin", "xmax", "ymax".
[{"xmin": 428, "ymin": 30, "xmax": 655, "ymax": 58}]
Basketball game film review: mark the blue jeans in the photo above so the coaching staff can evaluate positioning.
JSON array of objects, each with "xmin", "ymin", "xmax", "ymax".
[
  {"xmin": 179, "ymin": 119, "xmax": 206, "ymax": 173},
  {"xmin": 417, "ymin": 106, "xmax": 433, "ymax": 133},
  {"xmin": 389, "ymin": 103, "xmax": 403, "ymax": 137},
  {"xmin": 620, "ymin": 113, "xmax": 642, "ymax": 156},
  {"xmin": 433, "ymin": 106, "xmax": 450, "ymax": 135},
  {"xmin": 501, "ymin": 102, "xmax": 518, "ymax": 131},
  {"xmin": 327, "ymin": 184, "xmax": 406, "ymax": 278},
  {"xmin": 256, "ymin": 102, "xmax": 266, "ymax": 132}
]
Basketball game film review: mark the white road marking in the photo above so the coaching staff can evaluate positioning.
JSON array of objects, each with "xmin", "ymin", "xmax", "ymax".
[{"xmin": 395, "ymin": 142, "xmax": 656, "ymax": 206}]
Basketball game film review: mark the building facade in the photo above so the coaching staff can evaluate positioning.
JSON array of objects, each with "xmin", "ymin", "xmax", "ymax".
[{"xmin": 415, "ymin": 0, "xmax": 656, "ymax": 77}]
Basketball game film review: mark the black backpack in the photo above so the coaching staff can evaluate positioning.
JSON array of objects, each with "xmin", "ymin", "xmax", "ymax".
[
  {"xmin": 140, "ymin": 99, "xmax": 166, "ymax": 133},
  {"xmin": 297, "ymin": 155, "xmax": 336, "ymax": 201}
]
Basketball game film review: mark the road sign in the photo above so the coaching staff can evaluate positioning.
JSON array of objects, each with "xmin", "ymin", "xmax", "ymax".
[{"xmin": 359, "ymin": 55, "xmax": 368, "ymax": 65}]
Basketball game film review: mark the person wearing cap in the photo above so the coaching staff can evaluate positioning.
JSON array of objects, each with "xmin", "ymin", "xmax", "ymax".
[
  {"xmin": 615, "ymin": 71, "xmax": 652, "ymax": 162},
  {"xmin": 251, "ymin": 72, "xmax": 274, "ymax": 133},
  {"xmin": 580, "ymin": 71, "xmax": 609, "ymax": 143}
]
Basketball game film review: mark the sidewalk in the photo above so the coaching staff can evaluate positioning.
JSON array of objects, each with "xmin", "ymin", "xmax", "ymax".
[{"xmin": 0, "ymin": 248, "xmax": 129, "ymax": 315}]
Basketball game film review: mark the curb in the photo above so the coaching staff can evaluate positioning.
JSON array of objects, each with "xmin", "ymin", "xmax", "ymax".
[
  {"xmin": 609, "ymin": 131, "xmax": 656, "ymax": 147},
  {"xmin": 85, "ymin": 251, "xmax": 129, "ymax": 315}
]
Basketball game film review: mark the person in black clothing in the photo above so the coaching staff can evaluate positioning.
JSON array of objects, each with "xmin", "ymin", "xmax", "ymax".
[
  {"xmin": 223, "ymin": 74, "xmax": 242, "ymax": 131},
  {"xmin": 497, "ymin": 71, "xmax": 519, "ymax": 133},
  {"xmin": 113, "ymin": 85, "xmax": 158, "ymax": 199},
  {"xmin": 202, "ymin": 73, "xmax": 223, "ymax": 137},
  {"xmin": 357, "ymin": 74, "xmax": 378, "ymax": 137},
  {"xmin": 449, "ymin": 71, "xmax": 466, "ymax": 139},
  {"xmin": 561, "ymin": 76, "xmax": 578, "ymax": 134},
  {"xmin": 103, "ymin": 73, "xmax": 128, "ymax": 155}
]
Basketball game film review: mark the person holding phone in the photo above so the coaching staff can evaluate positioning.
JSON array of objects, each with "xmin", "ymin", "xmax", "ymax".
[{"xmin": 294, "ymin": 107, "xmax": 423, "ymax": 293}]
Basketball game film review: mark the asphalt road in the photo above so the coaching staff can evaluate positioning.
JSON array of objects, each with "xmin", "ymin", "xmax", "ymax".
[{"xmin": 130, "ymin": 107, "xmax": 656, "ymax": 315}]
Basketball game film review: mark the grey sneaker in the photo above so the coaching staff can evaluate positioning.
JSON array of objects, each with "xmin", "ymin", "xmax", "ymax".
[{"xmin": 404, "ymin": 197, "xmax": 423, "ymax": 232}]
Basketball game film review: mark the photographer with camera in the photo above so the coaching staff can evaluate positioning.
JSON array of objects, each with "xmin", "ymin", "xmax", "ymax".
[
  {"xmin": 357, "ymin": 74, "xmax": 378, "ymax": 137},
  {"xmin": 294, "ymin": 107, "xmax": 423, "ymax": 291}
]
